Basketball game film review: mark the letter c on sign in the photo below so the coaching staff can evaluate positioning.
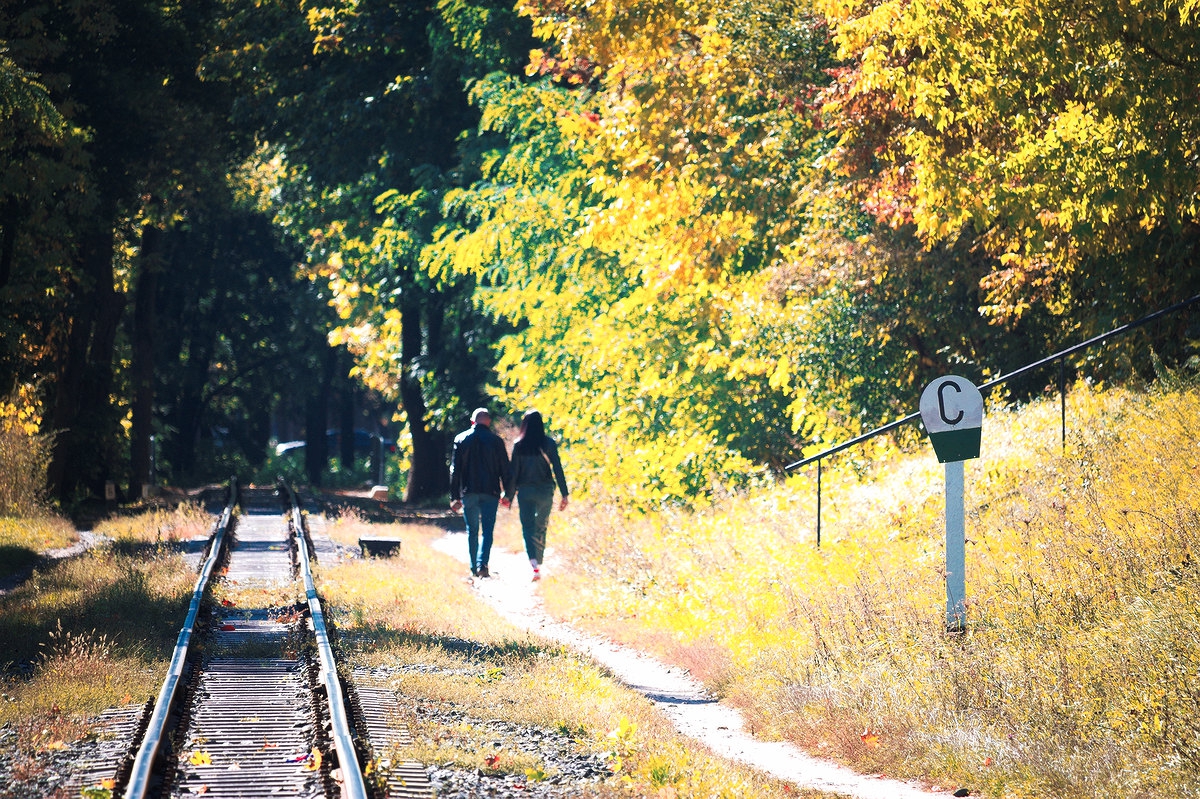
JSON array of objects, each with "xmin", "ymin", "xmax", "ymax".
[{"xmin": 937, "ymin": 381, "xmax": 964, "ymax": 425}]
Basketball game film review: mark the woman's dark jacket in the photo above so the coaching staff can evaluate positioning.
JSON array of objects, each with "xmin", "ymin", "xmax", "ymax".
[{"xmin": 509, "ymin": 437, "xmax": 569, "ymax": 497}]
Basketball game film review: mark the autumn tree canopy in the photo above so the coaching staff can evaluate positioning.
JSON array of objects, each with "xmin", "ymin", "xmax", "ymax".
[{"xmin": 1, "ymin": 0, "xmax": 1197, "ymax": 506}]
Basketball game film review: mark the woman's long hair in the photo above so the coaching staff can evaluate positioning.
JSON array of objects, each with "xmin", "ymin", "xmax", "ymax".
[{"xmin": 513, "ymin": 410, "xmax": 546, "ymax": 455}]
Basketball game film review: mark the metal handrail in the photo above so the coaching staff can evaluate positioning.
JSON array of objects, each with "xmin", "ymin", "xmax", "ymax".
[
  {"xmin": 784, "ymin": 293, "xmax": 1200, "ymax": 544},
  {"xmin": 284, "ymin": 484, "xmax": 370, "ymax": 799},
  {"xmin": 125, "ymin": 478, "xmax": 239, "ymax": 799}
]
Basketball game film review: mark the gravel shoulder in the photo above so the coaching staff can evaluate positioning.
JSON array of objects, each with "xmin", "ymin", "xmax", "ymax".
[{"xmin": 432, "ymin": 532, "xmax": 951, "ymax": 799}]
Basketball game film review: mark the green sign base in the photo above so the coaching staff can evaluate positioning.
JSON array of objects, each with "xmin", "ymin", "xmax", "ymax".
[{"xmin": 929, "ymin": 427, "xmax": 981, "ymax": 463}]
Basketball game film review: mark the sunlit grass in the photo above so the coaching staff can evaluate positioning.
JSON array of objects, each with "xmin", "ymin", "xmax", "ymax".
[
  {"xmin": 0, "ymin": 508, "xmax": 204, "ymax": 733},
  {"xmin": 317, "ymin": 521, "xmax": 832, "ymax": 798},
  {"xmin": 94, "ymin": 503, "xmax": 212, "ymax": 546},
  {"xmin": 0, "ymin": 515, "xmax": 79, "ymax": 582},
  {"xmin": 544, "ymin": 380, "xmax": 1200, "ymax": 798}
]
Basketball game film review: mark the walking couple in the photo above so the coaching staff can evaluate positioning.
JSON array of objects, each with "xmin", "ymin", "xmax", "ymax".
[{"xmin": 448, "ymin": 408, "xmax": 569, "ymax": 582}]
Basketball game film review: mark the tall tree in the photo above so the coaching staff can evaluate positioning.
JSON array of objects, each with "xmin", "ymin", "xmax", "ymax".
[
  {"xmin": 151, "ymin": 197, "xmax": 337, "ymax": 484},
  {"xmin": 428, "ymin": 1, "xmax": 853, "ymax": 502},
  {"xmin": 2, "ymin": 0, "xmax": 248, "ymax": 500},
  {"xmin": 207, "ymin": 0, "xmax": 535, "ymax": 501},
  {"xmin": 817, "ymin": 0, "xmax": 1200, "ymax": 323}
]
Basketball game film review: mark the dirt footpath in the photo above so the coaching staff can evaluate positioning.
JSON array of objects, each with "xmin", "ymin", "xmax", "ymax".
[{"xmin": 432, "ymin": 532, "xmax": 952, "ymax": 799}]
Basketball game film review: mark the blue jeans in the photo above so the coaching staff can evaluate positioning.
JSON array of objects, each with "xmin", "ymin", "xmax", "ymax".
[
  {"xmin": 462, "ymin": 493, "xmax": 499, "ymax": 571},
  {"xmin": 517, "ymin": 487, "xmax": 555, "ymax": 564}
]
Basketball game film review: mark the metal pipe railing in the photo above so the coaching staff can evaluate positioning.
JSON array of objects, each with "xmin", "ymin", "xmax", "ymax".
[{"xmin": 785, "ymin": 293, "xmax": 1200, "ymax": 545}]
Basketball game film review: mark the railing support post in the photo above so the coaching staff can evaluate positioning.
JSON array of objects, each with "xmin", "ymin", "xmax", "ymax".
[
  {"xmin": 1059, "ymin": 358, "xmax": 1067, "ymax": 450},
  {"xmin": 816, "ymin": 459, "xmax": 822, "ymax": 548}
]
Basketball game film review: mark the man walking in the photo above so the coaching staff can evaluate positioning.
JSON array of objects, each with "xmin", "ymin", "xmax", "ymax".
[{"xmin": 449, "ymin": 408, "xmax": 511, "ymax": 578}]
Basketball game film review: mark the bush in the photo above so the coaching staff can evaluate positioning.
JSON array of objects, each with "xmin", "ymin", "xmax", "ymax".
[{"xmin": 0, "ymin": 417, "xmax": 52, "ymax": 517}]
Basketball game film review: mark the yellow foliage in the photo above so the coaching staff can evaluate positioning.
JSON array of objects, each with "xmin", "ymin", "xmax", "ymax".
[{"xmin": 820, "ymin": 0, "xmax": 1200, "ymax": 316}]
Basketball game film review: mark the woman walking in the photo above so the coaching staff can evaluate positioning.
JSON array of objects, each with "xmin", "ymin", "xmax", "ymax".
[{"xmin": 508, "ymin": 410, "xmax": 569, "ymax": 581}]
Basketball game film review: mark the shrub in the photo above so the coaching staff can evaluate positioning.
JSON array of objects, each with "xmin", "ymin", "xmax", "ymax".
[{"xmin": 0, "ymin": 420, "xmax": 52, "ymax": 516}]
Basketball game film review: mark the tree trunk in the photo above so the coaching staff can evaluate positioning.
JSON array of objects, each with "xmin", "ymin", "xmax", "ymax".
[
  {"xmin": 47, "ymin": 201, "xmax": 125, "ymax": 501},
  {"xmin": 399, "ymin": 293, "xmax": 449, "ymax": 503},
  {"xmin": 304, "ymin": 392, "xmax": 328, "ymax": 486},
  {"xmin": 0, "ymin": 201, "xmax": 16, "ymax": 290},
  {"xmin": 129, "ymin": 224, "xmax": 162, "ymax": 498},
  {"xmin": 338, "ymin": 350, "xmax": 356, "ymax": 470}
]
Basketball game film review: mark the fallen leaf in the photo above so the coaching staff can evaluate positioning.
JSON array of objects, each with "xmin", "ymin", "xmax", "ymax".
[
  {"xmin": 189, "ymin": 750, "xmax": 212, "ymax": 766},
  {"xmin": 100, "ymin": 779, "xmax": 116, "ymax": 790},
  {"xmin": 860, "ymin": 729, "xmax": 880, "ymax": 748},
  {"xmin": 485, "ymin": 754, "xmax": 501, "ymax": 768},
  {"xmin": 982, "ymin": 756, "xmax": 994, "ymax": 767},
  {"xmin": 303, "ymin": 748, "xmax": 323, "ymax": 772},
  {"xmin": 221, "ymin": 623, "xmax": 236, "ymax": 631},
  {"xmin": 121, "ymin": 694, "xmax": 133, "ymax": 704}
]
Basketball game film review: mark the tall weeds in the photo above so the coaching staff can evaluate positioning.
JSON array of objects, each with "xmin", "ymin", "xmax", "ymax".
[
  {"xmin": 547, "ymin": 382, "xmax": 1200, "ymax": 798},
  {"xmin": 0, "ymin": 419, "xmax": 52, "ymax": 516}
]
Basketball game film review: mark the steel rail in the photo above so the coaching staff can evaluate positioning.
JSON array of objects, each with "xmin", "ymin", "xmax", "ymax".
[
  {"xmin": 283, "ymin": 483, "xmax": 370, "ymax": 799},
  {"xmin": 124, "ymin": 479, "xmax": 239, "ymax": 799}
]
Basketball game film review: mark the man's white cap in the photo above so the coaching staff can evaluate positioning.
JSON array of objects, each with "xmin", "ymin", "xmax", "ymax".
[{"xmin": 471, "ymin": 407, "xmax": 490, "ymax": 423}]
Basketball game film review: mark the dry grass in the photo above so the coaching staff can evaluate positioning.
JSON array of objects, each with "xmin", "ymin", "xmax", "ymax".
[
  {"xmin": 543, "ymin": 381, "xmax": 1200, "ymax": 798},
  {"xmin": 0, "ymin": 515, "xmax": 79, "ymax": 583},
  {"xmin": 0, "ymin": 420, "xmax": 52, "ymax": 517},
  {"xmin": 316, "ymin": 518, "xmax": 833, "ymax": 798},
  {"xmin": 94, "ymin": 503, "xmax": 212, "ymax": 547},
  {"xmin": 0, "ymin": 507, "xmax": 206, "ymax": 727}
]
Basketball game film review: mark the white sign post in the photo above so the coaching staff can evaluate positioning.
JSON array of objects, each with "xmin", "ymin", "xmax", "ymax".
[{"xmin": 919, "ymin": 376, "xmax": 984, "ymax": 632}]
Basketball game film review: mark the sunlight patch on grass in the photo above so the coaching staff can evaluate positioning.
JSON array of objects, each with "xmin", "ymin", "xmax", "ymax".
[
  {"xmin": 0, "ymin": 625, "xmax": 158, "ymax": 725},
  {"xmin": 0, "ymin": 507, "xmax": 203, "ymax": 735},
  {"xmin": 95, "ymin": 503, "xmax": 213, "ymax": 546},
  {"xmin": 544, "ymin": 382, "xmax": 1200, "ymax": 798},
  {"xmin": 0, "ymin": 515, "xmax": 79, "ymax": 581},
  {"xmin": 318, "ymin": 522, "xmax": 832, "ymax": 798}
]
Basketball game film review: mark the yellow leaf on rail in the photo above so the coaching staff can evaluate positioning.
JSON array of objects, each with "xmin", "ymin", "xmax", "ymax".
[{"xmin": 189, "ymin": 750, "xmax": 213, "ymax": 766}]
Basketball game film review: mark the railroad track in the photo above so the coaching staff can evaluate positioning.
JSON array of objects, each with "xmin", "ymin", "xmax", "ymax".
[{"xmin": 99, "ymin": 480, "xmax": 432, "ymax": 799}]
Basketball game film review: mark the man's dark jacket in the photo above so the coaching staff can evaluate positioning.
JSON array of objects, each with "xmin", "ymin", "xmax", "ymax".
[{"xmin": 449, "ymin": 424, "xmax": 511, "ymax": 499}]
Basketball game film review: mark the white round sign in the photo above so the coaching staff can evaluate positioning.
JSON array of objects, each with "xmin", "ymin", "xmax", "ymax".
[{"xmin": 919, "ymin": 375, "xmax": 983, "ymax": 462}]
